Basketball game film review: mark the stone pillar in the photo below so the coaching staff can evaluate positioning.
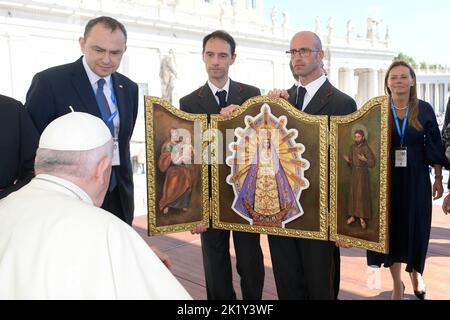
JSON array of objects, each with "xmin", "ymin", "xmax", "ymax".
[
  {"xmin": 340, "ymin": 68, "xmax": 356, "ymax": 99},
  {"xmin": 445, "ymin": 82, "xmax": 449, "ymax": 106},
  {"xmin": 272, "ymin": 60, "xmax": 286, "ymax": 92},
  {"xmin": 440, "ymin": 83, "xmax": 446, "ymax": 113},
  {"xmin": 355, "ymin": 69, "xmax": 369, "ymax": 107},
  {"xmin": 369, "ymin": 68, "xmax": 379, "ymax": 99},
  {"xmin": 420, "ymin": 83, "xmax": 426, "ymax": 101},
  {"xmin": 328, "ymin": 66, "xmax": 340, "ymax": 88},
  {"xmin": 378, "ymin": 69, "xmax": 386, "ymax": 95},
  {"xmin": 435, "ymin": 82, "xmax": 440, "ymax": 112},
  {"xmin": 425, "ymin": 83, "xmax": 431, "ymax": 103},
  {"xmin": 348, "ymin": 69, "xmax": 356, "ymax": 100},
  {"xmin": 430, "ymin": 83, "xmax": 435, "ymax": 108},
  {"xmin": 338, "ymin": 68, "xmax": 345, "ymax": 92},
  {"xmin": 416, "ymin": 83, "xmax": 422, "ymax": 101}
]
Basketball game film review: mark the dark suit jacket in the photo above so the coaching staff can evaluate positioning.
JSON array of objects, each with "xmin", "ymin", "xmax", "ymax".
[
  {"xmin": 442, "ymin": 97, "xmax": 450, "ymax": 132},
  {"xmin": 0, "ymin": 95, "xmax": 39, "ymax": 199},
  {"xmin": 442, "ymin": 97, "xmax": 450, "ymax": 187},
  {"xmin": 179, "ymin": 79, "xmax": 260, "ymax": 116},
  {"xmin": 269, "ymin": 79, "xmax": 356, "ymax": 299},
  {"xmin": 25, "ymin": 57, "xmax": 138, "ymax": 224},
  {"xmin": 180, "ymin": 79, "xmax": 260, "ymax": 199},
  {"xmin": 179, "ymin": 79, "xmax": 264, "ymax": 300},
  {"xmin": 287, "ymin": 79, "xmax": 357, "ymax": 116}
]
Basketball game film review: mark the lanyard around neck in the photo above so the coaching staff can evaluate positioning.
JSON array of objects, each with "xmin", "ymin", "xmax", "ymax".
[
  {"xmin": 93, "ymin": 80, "xmax": 118, "ymax": 126},
  {"xmin": 390, "ymin": 97, "xmax": 409, "ymax": 147}
]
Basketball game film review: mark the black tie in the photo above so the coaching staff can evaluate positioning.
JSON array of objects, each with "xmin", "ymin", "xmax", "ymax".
[
  {"xmin": 296, "ymin": 86, "xmax": 307, "ymax": 110},
  {"xmin": 215, "ymin": 90, "xmax": 227, "ymax": 109},
  {"xmin": 96, "ymin": 78, "xmax": 117, "ymax": 191}
]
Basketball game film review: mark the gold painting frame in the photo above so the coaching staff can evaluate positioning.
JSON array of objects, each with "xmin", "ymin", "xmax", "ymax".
[
  {"xmin": 145, "ymin": 96, "xmax": 209, "ymax": 235},
  {"xmin": 210, "ymin": 96, "xmax": 329, "ymax": 240},
  {"xmin": 329, "ymin": 96, "xmax": 391, "ymax": 253}
]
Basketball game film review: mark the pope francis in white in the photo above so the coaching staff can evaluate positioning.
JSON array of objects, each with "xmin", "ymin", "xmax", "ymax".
[{"xmin": 0, "ymin": 112, "xmax": 192, "ymax": 300}]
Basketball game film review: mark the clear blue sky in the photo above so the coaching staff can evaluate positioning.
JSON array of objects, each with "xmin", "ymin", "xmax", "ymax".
[{"xmin": 263, "ymin": 0, "xmax": 450, "ymax": 66}]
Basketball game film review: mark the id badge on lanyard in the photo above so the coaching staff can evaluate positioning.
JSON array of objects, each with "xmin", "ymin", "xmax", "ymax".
[
  {"xmin": 103, "ymin": 110, "xmax": 120, "ymax": 166},
  {"xmin": 395, "ymin": 147, "xmax": 407, "ymax": 167},
  {"xmin": 111, "ymin": 125, "xmax": 120, "ymax": 166},
  {"xmin": 391, "ymin": 98, "xmax": 409, "ymax": 168},
  {"xmin": 96, "ymin": 86, "xmax": 121, "ymax": 166}
]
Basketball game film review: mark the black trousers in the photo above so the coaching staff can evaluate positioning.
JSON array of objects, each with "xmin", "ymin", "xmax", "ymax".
[
  {"xmin": 201, "ymin": 228, "xmax": 265, "ymax": 300},
  {"xmin": 102, "ymin": 186, "xmax": 131, "ymax": 225},
  {"xmin": 268, "ymin": 235, "xmax": 339, "ymax": 300}
]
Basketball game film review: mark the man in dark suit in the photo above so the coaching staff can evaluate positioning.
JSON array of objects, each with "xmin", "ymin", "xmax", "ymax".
[
  {"xmin": 268, "ymin": 31, "xmax": 356, "ymax": 300},
  {"xmin": 441, "ymin": 96, "xmax": 450, "ymax": 187},
  {"xmin": 179, "ymin": 30, "xmax": 265, "ymax": 300},
  {"xmin": 25, "ymin": 16, "xmax": 138, "ymax": 225},
  {"xmin": 0, "ymin": 94, "xmax": 39, "ymax": 199}
]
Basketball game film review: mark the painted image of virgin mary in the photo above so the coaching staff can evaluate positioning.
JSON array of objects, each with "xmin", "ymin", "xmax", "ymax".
[
  {"xmin": 226, "ymin": 104, "xmax": 309, "ymax": 228},
  {"xmin": 158, "ymin": 128, "xmax": 197, "ymax": 214},
  {"xmin": 232, "ymin": 136, "xmax": 300, "ymax": 227}
]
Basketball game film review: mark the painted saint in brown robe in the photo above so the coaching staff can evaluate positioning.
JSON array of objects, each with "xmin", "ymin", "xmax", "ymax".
[{"xmin": 344, "ymin": 130, "xmax": 375, "ymax": 229}]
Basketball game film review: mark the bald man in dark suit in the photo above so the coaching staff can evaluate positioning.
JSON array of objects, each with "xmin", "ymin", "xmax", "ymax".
[{"xmin": 268, "ymin": 31, "xmax": 356, "ymax": 300}]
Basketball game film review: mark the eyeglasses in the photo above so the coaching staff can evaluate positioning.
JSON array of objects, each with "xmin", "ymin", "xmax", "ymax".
[{"xmin": 286, "ymin": 48, "xmax": 320, "ymax": 57}]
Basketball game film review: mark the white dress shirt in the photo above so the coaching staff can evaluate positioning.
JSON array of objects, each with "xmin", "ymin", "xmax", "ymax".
[
  {"xmin": 297, "ymin": 74, "xmax": 327, "ymax": 110},
  {"xmin": 82, "ymin": 56, "xmax": 120, "ymax": 136},
  {"xmin": 208, "ymin": 78, "xmax": 231, "ymax": 105}
]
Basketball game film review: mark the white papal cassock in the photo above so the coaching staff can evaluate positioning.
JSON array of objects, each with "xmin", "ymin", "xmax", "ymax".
[{"xmin": 0, "ymin": 174, "xmax": 192, "ymax": 300}]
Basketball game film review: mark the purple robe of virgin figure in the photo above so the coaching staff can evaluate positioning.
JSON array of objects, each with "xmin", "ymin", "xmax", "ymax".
[{"xmin": 233, "ymin": 142, "xmax": 300, "ymax": 220}]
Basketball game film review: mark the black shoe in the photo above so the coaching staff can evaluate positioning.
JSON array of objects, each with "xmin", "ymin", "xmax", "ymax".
[
  {"xmin": 414, "ymin": 290, "xmax": 426, "ymax": 300},
  {"xmin": 410, "ymin": 271, "xmax": 426, "ymax": 300}
]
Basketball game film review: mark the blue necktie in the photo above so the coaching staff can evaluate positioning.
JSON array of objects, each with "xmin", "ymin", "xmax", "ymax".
[
  {"xmin": 215, "ymin": 90, "xmax": 227, "ymax": 109},
  {"xmin": 97, "ymin": 78, "xmax": 117, "ymax": 191},
  {"xmin": 296, "ymin": 86, "xmax": 307, "ymax": 110},
  {"xmin": 97, "ymin": 79, "xmax": 114, "ymax": 135}
]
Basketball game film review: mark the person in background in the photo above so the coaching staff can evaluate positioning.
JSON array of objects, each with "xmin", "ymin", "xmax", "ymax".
[
  {"xmin": 441, "ymin": 192, "xmax": 450, "ymax": 214},
  {"xmin": 441, "ymin": 95, "xmax": 450, "ymax": 185},
  {"xmin": 0, "ymin": 94, "xmax": 39, "ymax": 199},
  {"xmin": 367, "ymin": 61, "xmax": 447, "ymax": 300}
]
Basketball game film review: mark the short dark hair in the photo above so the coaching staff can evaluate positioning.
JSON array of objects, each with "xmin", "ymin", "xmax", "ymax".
[
  {"xmin": 354, "ymin": 130, "xmax": 365, "ymax": 137},
  {"xmin": 202, "ymin": 30, "xmax": 236, "ymax": 55},
  {"xmin": 84, "ymin": 16, "xmax": 127, "ymax": 41}
]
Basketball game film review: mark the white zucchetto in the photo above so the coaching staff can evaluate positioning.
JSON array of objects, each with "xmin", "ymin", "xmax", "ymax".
[{"xmin": 39, "ymin": 112, "xmax": 112, "ymax": 151}]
